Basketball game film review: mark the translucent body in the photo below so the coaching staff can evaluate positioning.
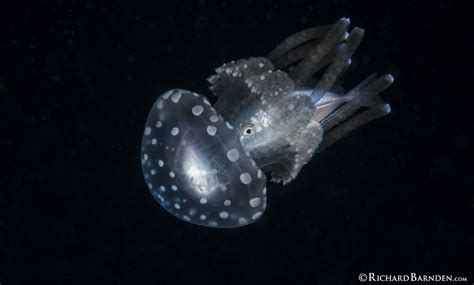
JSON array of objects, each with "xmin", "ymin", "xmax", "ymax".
[
  {"xmin": 141, "ymin": 89, "xmax": 267, "ymax": 228},
  {"xmin": 141, "ymin": 18, "xmax": 394, "ymax": 228}
]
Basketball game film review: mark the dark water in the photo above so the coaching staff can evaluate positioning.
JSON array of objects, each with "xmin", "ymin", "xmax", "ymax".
[{"xmin": 2, "ymin": 1, "xmax": 473, "ymax": 284}]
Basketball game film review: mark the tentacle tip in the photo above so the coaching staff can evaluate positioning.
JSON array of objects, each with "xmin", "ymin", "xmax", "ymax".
[
  {"xmin": 339, "ymin": 17, "xmax": 351, "ymax": 25},
  {"xmin": 386, "ymin": 74, "xmax": 395, "ymax": 83},
  {"xmin": 353, "ymin": 27, "xmax": 365, "ymax": 36},
  {"xmin": 383, "ymin": 103, "xmax": 391, "ymax": 114}
]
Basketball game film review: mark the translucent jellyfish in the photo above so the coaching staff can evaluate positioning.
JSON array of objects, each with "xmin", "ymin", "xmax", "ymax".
[{"xmin": 141, "ymin": 18, "xmax": 394, "ymax": 228}]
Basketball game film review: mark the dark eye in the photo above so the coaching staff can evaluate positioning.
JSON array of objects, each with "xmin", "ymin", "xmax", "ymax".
[{"xmin": 243, "ymin": 125, "xmax": 254, "ymax": 136}]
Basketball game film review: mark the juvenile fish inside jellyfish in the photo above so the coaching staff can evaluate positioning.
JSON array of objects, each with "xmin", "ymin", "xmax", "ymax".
[{"xmin": 140, "ymin": 18, "xmax": 394, "ymax": 228}]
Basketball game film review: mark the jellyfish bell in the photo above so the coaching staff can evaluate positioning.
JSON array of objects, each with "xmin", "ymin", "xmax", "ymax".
[{"xmin": 141, "ymin": 89, "xmax": 267, "ymax": 228}]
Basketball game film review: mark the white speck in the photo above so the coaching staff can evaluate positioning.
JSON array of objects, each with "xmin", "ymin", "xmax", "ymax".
[
  {"xmin": 289, "ymin": 104, "xmax": 295, "ymax": 110},
  {"xmin": 144, "ymin": 127, "xmax": 151, "ymax": 135},
  {"xmin": 260, "ymin": 75, "xmax": 265, "ymax": 80},
  {"xmin": 240, "ymin": 173, "xmax": 252, "ymax": 184},
  {"xmin": 181, "ymin": 140, "xmax": 187, "ymax": 146},
  {"xmin": 169, "ymin": 171, "xmax": 175, "ymax": 178},
  {"xmin": 203, "ymin": 99, "xmax": 211, "ymax": 105},
  {"xmin": 150, "ymin": 169, "xmax": 156, "ymax": 175},
  {"xmin": 171, "ymin": 92, "xmax": 182, "ymax": 103},
  {"xmin": 263, "ymin": 187, "xmax": 267, "ymax": 195},
  {"xmin": 162, "ymin": 90, "xmax": 173, "ymax": 99},
  {"xmin": 147, "ymin": 183, "xmax": 152, "ymax": 189},
  {"xmin": 249, "ymin": 198, "xmax": 261, "ymax": 208},
  {"xmin": 174, "ymin": 203, "xmax": 180, "ymax": 210},
  {"xmin": 200, "ymin": 198, "xmax": 207, "ymax": 204},
  {"xmin": 156, "ymin": 194, "xmax": 165, "ymax": 203},
  {"xmin": 171, "ymin": 185, "xmax": 177, "ymax": 191},
  {"xmin": 151, "ymin": 138, "xmax": 157, "ymax": 145},
  {"xmin": 238, "ymin": 217, "xmax": 247, "ymax": 225},
  {"xmin": 210, "ymin": 115, "xmax": 218, "ymax": 122},
  {"xmin": 227, "ymin": 149, "xmax": 240, "ymax": 162},
  {"xmin": 258, "ymin": 63, "xmax": 264, "ymax": 68},
  {"xmin": 226, "ymin": 121, "xmax": 234, "ymax": 129},
  {"xmin": 220, "ymin": 185, "xmax": 227, "ymax": 192},
  {"xmin": 155, "ymin": 121, "xmax": 162, "ymax": 128},
  {"xmin": 159, "ymin": 185, "xmax": 166, "ymax": 192},
  {"xmin": 243, "ymin": 64, "xmax": 248, "ymax": 69},
  {"xmin": 143, "ymin": 154, "xmax": 148, "ymax": 161},
  {"xmin": 158, "ymin": 160, "xmax": 164, "ymax": 167},
  {"xmin": 207, "ymin": 126, "xmax": 217, "ymax": 136},
  {"xmin": 252, "ymin": 211, "xmax": 262, "ymax": 220},
  {"xmin": 257, "ymin": 169, "xmax": 263, "ymax": 178},
  {"xmin": 200, "ymin": 214, "xmax": 207, "ymax": 220},
  {"xmin": 192, "ymin": 105, "xmax": 204, "ymax": 116},
  {"xmin": 209, "ymin": 221, "xmax": 218, "ymax": 227},
  {"xmin": 219, "ymin": 211, "xmax": 229, "ymax": 219},
  {"xmin": 156, "ymin": 100, "xmax": 163, "ymax": 109},
  {"xmin": 182, "ymin": 215, "xmax": 191, "ymax": 221},
  {"xmin": 171, "ymin": 127, "xmax": 179, "ymax": 136},
  {"xmin": 189, "ymin": 209, "xmax": 196, "ymax": 215},
  {"xmin": 224, "ymin": 200, "xmax": 231, "ymax": 206}
]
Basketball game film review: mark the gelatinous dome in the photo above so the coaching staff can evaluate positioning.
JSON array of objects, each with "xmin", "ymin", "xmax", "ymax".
[{"xmin": 141, "ymin": 89, "xmax": 267, "ymax": 228}]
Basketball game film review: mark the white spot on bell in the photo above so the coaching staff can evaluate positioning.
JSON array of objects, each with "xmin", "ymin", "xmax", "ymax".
[
  {"xmin": 144, "ymin": 127, "xmax": 151, "ymax": 135},
  {"xmin": 252, "ymin": 211, "xmax": 262, "ymax": 220},
  {"xmin": 207, "ymin": 126, "xmax": 217, "ymax": 136},
  {"xmin": 219, "ymin": 212, "xmax": 229, "ymax": 219},
  {"xmin": 192, "ymin": 105, "xmax": 204, "ymax": 116},
  {"xmin": 200, "ymin": 198, "xmax": 207, "ymax": 204},
  {"xmin": 249, "ymin": 197, "xmax": 261, "ymax": 208},
  {"xmin": 171, "ymin": 127, "xmax": 179, "ymax": 136},
  {"xmin": 227, "ymin": 149, "xmax": 240, "ymax": 162},
  {"xmin": 210, "ymin": 115, "xmax": 218, "ymax": 122},
  {"xmin": 171, "ymin": 92, "xmax": 182, "ymax": 103},
  {"xmin": 240, "ymin": 173, "xmax": 252, "ymax": 184}
]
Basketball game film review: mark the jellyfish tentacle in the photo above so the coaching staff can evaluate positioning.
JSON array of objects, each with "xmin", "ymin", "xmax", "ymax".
[
  {"xmin": 289, "ymin": 17, "xmax": 351, "ymax": 82},
  {"xmin": 267, "ymin": 25, "xmax": 332, "ymax": 64},
  {"xmin": 271, "ymin": 40, "xmax": 321, "ymax": 70},
  {"xmin": 317, "ymin": 103, "xmax": 391, "ymax": 152},
  {"xmin": 309, "ymin": 28, "xmax": 364, "ymax": 103},
  {"xmin": 320, "ymin": 74, "xmax": 394, "ymax": 131}
]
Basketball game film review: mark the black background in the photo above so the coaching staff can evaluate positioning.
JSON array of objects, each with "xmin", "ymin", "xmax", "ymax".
[{"xmin": 2, "ymin": 0, "xmax": 473, "ymax": 284}]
